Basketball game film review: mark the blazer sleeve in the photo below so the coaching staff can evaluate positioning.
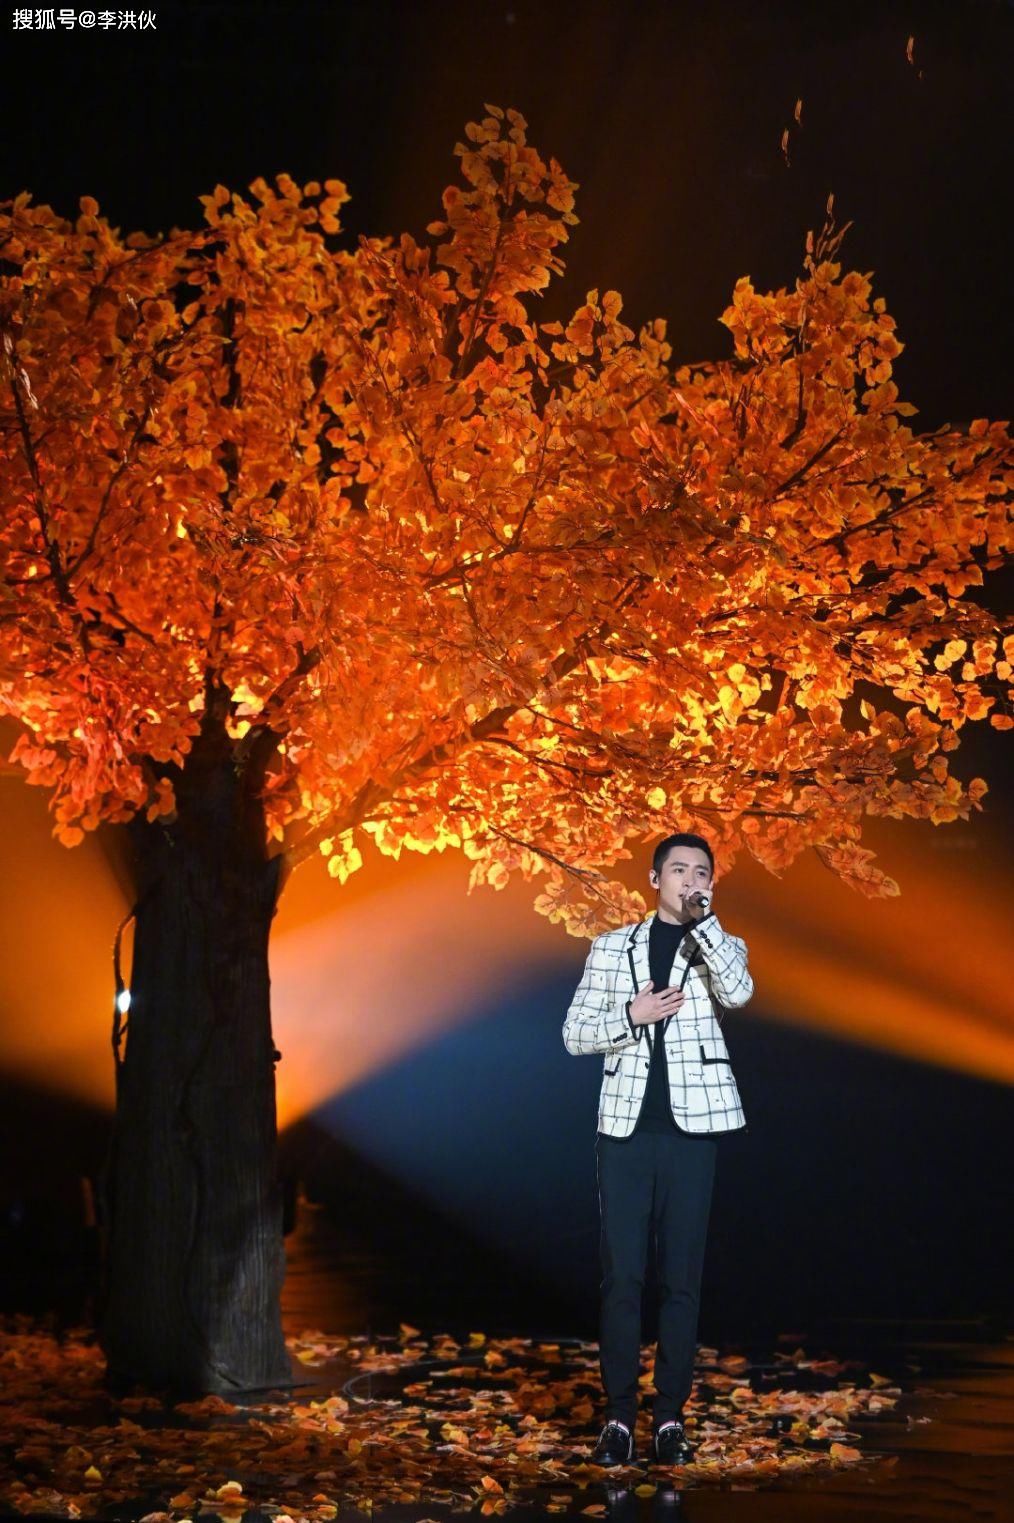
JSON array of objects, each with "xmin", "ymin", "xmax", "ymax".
[
  {"xmin": 563, "ymin": 937, "xmax": 641, "ymax": 1055},
  {"xmin": 685, "ymin": 913, "xmax": 754, "ymax": 1009}
]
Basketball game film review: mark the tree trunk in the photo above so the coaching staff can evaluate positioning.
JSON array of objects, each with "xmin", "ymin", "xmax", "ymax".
[{"xmin": 99, "ymin": 709, "xmax": 291, "ymax": 1393}]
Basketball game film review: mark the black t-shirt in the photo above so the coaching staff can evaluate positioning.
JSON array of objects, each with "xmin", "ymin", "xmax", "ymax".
[{"xmin": 634, "ymin": 915, "xmax": 692, "ymax": 1133}]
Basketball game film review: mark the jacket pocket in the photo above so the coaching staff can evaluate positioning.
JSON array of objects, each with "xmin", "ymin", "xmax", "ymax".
[
  {"xmin": 699, "ymin": 1042, "xmax": 732, "ymax": 1066},
  {"xmin": 603, "ymin": 1064, "xmax": 620, "ymax": 1077}
]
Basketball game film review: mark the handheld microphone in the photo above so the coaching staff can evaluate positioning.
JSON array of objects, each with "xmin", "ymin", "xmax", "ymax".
[{"xmin": 689, "ymin": 891, "xmax": 712, "ymax": 911}]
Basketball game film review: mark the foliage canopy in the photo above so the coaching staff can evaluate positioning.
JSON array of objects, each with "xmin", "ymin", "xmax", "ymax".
[{"xmin": 2, "ymin": 107, "xmax": 1011, "ymax": 932}]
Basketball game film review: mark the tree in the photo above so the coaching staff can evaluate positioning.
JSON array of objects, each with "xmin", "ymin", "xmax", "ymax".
[{"xmin": 1, "ymin": 105, "xmax": 1011, "ymax": 1392}]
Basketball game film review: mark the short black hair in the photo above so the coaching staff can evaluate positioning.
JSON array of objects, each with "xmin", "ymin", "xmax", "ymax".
[{"xmin": 651, "ymin": 832, "xmax": 714, "ymax": 878}]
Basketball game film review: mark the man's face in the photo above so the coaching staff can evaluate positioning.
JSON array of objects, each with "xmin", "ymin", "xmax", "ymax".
[{"xmin": 649, "ymin": 845, "xmax": 713, "ymax": 918}]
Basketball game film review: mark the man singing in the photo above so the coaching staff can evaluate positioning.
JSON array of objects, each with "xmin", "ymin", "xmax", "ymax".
[{"xmin": 563, "ymin": 832, "xmax": 753, "ymax": 1468}]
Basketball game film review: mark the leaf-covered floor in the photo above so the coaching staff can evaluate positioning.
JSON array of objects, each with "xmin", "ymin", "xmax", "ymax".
[{"xmin": 1, "ymin": 1319, "xmax": 905, "ymax": 1519}]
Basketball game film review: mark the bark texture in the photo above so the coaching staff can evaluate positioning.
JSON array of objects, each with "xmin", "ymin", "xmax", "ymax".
[{"xmin": 99, "ymin": 706, "xmax": 290, "ymax": 1393}]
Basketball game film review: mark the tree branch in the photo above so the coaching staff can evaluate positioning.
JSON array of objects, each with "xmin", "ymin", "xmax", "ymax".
[
  {"xmin": 485, "ymin": 823, "xmax": 616, "ymax": 902},
  {"xmin": 65, "ymin": 399, "xmax": 155, "ymax": 580},
  {"xmin": 234, "ymin": 643, "xmax": 323, "ymax": 766},
  {"xmin": 2, "ymin": 321, "xmax": 79, "ymax": 621},
  {"xmin": 771, "ymin": 425, "xmax": 847, "ymax": 499},
  {"xmin": 454, "ymin": 147, "xmax": 515, "ymax": 380}
]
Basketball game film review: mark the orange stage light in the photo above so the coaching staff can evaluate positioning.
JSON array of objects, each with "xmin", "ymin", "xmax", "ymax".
[{"xmin": 2, "ymin": 779, "xmax": 1011, "ymax": 1124}]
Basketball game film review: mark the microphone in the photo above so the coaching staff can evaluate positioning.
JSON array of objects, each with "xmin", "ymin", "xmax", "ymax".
[{"xmin": 689, "ymin": 891, "xmax": 712, "ymax": 911}]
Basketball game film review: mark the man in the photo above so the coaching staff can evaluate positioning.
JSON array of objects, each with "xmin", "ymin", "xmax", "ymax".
[{"xmin": 563, "ymin": 832, "xmax": 753, "ymax": 1469}]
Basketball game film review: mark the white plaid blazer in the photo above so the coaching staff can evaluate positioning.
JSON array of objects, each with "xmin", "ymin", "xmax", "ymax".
[{"xmin": 563, "ymin": 910, "xmax": 753, "ymax": 1136}]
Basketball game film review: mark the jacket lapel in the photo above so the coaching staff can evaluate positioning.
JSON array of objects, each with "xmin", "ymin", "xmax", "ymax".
[
  {"xmin": 626, "ymin": 917, "xmax": 652, "ymax": 991},
  {"xmin": 665, "ymin": 920, "xmax": 701, "ymax": 1036},
  {"xmin": 671, "ymin": 929, "xmax": 696, "ymax": 987},
  {"xmin": 626, "ymin": 918, "xmax": 652, "ymax": 1046}
]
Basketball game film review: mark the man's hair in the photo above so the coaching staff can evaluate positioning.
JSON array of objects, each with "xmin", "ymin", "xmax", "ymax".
[{"xmin": 651, "ymin": 832, "xmax": 714, "ymax": 878}]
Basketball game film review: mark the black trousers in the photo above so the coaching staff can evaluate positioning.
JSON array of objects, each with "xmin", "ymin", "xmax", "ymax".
[{"xmin": 596, "ymin": 1127, "xmax": 718, "ymax": 1429}]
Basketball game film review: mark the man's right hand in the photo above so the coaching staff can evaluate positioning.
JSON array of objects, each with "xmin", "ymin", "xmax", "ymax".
[{"xmin": 629, "ymin": 980, "xmax": 686, "ymax": 1025}]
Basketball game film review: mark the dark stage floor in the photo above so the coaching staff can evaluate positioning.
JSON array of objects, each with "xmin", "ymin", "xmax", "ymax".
[
  {"xmin": 3, "ymin": 1124, "xmax": 1014, "ymax": 1522},
  {"xmin": 279, "ymin": 1194, "xmax": 1014, "ymax": 1522},
  {"xmin": 3, "ymin": 1192, "xmax": 1012, "ymax": 1523}
]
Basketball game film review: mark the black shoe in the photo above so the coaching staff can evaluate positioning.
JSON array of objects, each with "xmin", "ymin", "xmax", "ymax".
[
  {"xmin": 592, "ymin": 1419, "xmax": 636, "ymax": 1466},
  {"xmin": 651, "ymin": 1419, "xmax": 693, "ymax": 1465}
]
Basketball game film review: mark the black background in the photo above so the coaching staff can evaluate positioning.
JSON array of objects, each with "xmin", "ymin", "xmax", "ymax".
[{"xmin": 1, "ymin": 0, "xmax": 1012, "ymax": 1337}]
